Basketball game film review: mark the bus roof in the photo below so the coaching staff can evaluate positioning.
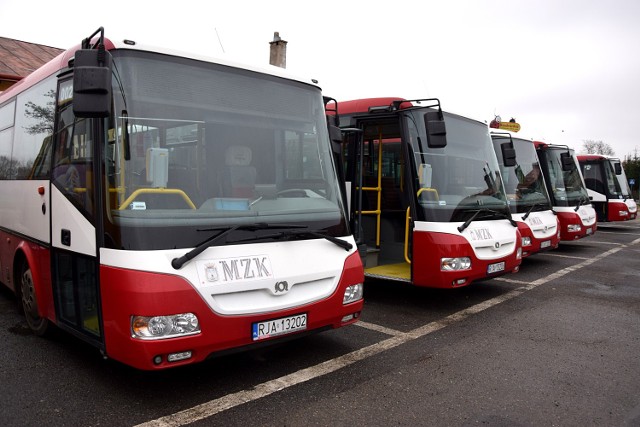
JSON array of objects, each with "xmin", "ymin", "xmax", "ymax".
[
  {"xmin": 577, "ymin": 154, "xmax": 608, "ymax": 161},
  {"xmin": 0, "ymin": 35, "xmax": 320, "ymax": 104}
]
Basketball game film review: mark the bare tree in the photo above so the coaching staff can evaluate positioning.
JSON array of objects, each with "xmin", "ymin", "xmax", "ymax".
[{"xmin": 581, "ymin": 139, "xmax": 615, "ymax": 156}]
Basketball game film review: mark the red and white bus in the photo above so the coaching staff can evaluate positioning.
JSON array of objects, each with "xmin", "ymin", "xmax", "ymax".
[
  {"xmin": 577, "ymin": 154, "xmax": 637, "ymax": 222},
  {"xmin": 491, "ymin": 134, "xmax": 560, "ymax": 257},
  {"xmin": 334, "ymin": 97, "xmax": 522, "ymax": 288},
  {"xmin": 609, "ymin": 156, "xmax": 638, "ymax": 219},
  {"xmin": 534, "ymin": 142, "xmax": 597, "ymax": 240},
  {"xmin": 0, "ymin": 28, "xmax": 364, "ymax": 370}
]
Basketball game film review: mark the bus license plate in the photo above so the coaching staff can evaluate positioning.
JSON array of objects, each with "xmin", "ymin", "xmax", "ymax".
[
  {"xmin": 487, "ymin": 261, "xmax": 505, "ymax": 274},
  {"xmin": 252, "ymin": 314, "xmax": 307, "ymax": 341},
  {"xmin": 540, "ymin": 240, "xmax": 551, "ymax": 249}
]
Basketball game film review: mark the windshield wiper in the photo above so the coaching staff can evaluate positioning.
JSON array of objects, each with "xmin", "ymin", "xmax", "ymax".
[
  {"xmin": 574, "ymin": 195, "xmax": 589, "ymax": 212},
  {"xmin": 229, "ymin": 229, "xmax": 353, "ymax": 251},
  {"xmin": 458, "ymin": 208, "xmax": 517, "ymax": 233},
  {"xmin": 522, "ymin": 203, "xmax": 552, "ymax": 220},
  {"xmin": 171, "ymin": 223, "xmax": 306, "ymax": 270}
]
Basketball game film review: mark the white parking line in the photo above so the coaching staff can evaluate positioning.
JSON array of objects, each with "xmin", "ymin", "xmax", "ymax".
[
  {"xmin": 135, "ymin": 237, "xmax": 640, "ymax": 427},
  {"xmin": 539, "ymin": 253, "xmax": 590, "ymax": 260},
  {"xmin": 355, "ymin": 320, "xmax": 404, "ymax": 336}
]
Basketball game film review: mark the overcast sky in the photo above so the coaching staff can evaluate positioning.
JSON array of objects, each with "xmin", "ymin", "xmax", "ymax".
[{"xmin": 2, "ymin": 0, "xmax": 639, "ymax": 158}]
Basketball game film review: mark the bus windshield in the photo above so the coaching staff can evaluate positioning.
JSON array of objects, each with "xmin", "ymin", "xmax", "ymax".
[
  {"xmin": 408, "ymin": 110, "xmax": 510, "ymax": 222},
  {"xmin": 539, "ymin": 148, "xmax": 589, "ymax": 207},
  {"xmin": 494, "ymin": 137, "xmax": 552, "ymax": 214},
  {"xmin": 106, "ymin": 50, "xmax": 347, "ymax": 250},
  {"xmin": 610, "ymin": 158, "xmax": 633, "ymax": 197},
  {"xmin": 581, "ymin": 159, "xmax": 623, "ymax": 199}
]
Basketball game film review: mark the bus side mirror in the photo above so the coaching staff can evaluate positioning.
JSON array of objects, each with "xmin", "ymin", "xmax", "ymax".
[
  {"xmin": 424, "ymin": 111, "xmax": 447, "ymax": 148},
  {"xmin": 73, "ymin": 49, "xmax": 112, "ymax": 118},
  {"xmin": 614, "ymin": 162, "xmax": 622, "ymax": 175},
  {"xmin": 328, "ymin": 124, "xmax": 343, "ymax": 154},
  {"xmin": 501, "ymin": 142, "xmax": 517, "ymax": 167},
  {"xmin": 560, "ymin": 152, "xmax": 574, "ymax": 171}
]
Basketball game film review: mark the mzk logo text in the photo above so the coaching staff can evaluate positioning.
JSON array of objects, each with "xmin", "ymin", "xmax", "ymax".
[
  {"xmin": 468, "ymin": 228, "xmax": 493, "ymax": 241},
  {"xmin": 203, "ymin": 256, "xmax": 272, "ymax": 283}
]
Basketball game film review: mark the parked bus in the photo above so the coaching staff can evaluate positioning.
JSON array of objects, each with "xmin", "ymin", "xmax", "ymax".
[
  {"xmin": 534, "ymin": 142, "xmax": 597, "ymax": 240},
  {"xmin": 491, "ymin": 134, "xmax": 560, "ymax": 257},
  {"xmin": 0, "ymin": 28, "xmax": 364, "ymax": 370},
  {"xmin": 334, "ymin": 97, "xmax": 521, "ymax": 288},
  {"xmin": 608, "ymin": 156, "xmax": 637, "ymax": 219},
  {"xmin": 609, "ymin": 157, "xmax": 638, "ymax": 207},
  {"xmin": 576, "ymin": 155, "xmax": 637, "ymax": 222}
]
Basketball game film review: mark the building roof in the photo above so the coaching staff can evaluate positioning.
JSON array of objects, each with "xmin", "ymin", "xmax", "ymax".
[{"xmin": 0, "ymin": 36, "xmax": 63, "ymax": 81}]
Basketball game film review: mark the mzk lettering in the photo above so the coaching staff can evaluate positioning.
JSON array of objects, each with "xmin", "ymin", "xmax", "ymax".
[
  {"xmin": 203, "ymin": 256, "xmax": 272, "ymax": 283},
  {"xmin": 468, "ymin": 228, "xmax": 493, "ymax": 241}
]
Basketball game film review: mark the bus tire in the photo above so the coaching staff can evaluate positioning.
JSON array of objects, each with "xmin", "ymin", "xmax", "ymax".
[{"xmin": 19, "ymin": 261, "xmax": 49, "ymax": 336}]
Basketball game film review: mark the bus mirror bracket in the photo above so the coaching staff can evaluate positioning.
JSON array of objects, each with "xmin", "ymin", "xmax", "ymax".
[
  {"xmin": 72, "ymin": 28, "xmax": 112, "ymax": 118},
  {"xmin": 501, "ymin": 142, "xmax": 517, "ymax": 167}
]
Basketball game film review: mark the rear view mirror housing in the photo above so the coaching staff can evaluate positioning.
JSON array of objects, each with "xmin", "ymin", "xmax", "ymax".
[
  {"xmin": 560, "ymin": 152, "xmax": 574, "ymax": 171},
  {"xmin": 73, "ymin": 48, "xmax": 112, "ymax": 118},
  {"xmin": 423, "ymin": 111, "xmax": 447, "ymax": 148},
  {"xmin": 501, "ymin": 142, "xmax": 517, "ymax": 167},
  {"xmin": 614, "ymin": 162, "xmax": 622, "ymax": 175}
]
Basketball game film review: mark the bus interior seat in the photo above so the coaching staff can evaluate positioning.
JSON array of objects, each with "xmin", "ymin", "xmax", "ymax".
[{"xmin": 222, "ymin": 145, "xmax": 257, "ymax": 198}]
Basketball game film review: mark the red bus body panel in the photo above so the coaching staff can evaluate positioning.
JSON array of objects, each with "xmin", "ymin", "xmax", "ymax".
[
  {"xmin": 411, "ymin": 230, "xmax": 521, "ymax": 288},
  {"xmin": 100, "ymin": 251, "xmax": 364, "ymax": 370}
]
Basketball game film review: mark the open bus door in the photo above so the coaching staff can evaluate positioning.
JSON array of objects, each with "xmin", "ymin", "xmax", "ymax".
[
  {"xmin": 340, "ymin": 104, "xmax": 446, "ymax": 283},
  {"xmin": 49, "ymin": 31, "xmax": 111, "ymax": 346}
]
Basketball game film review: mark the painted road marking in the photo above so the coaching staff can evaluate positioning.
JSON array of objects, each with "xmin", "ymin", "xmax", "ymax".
[{"xmin": 135, "ymin": 237, "xmax": 640, "ymax": 427}]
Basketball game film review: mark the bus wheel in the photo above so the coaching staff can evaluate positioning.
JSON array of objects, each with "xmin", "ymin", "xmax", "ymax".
[{"xmin": 19, "ymin": 263, "xmax": 49, "ymax": 336}]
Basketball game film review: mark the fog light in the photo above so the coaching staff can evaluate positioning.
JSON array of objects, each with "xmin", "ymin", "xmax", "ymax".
[
  {"xmin": 441, "ymin": 257, "xmax": 471, "ymax": 271},
  {"xmin": 167, "ymin": 351, "xmax": 192, "ymax": 362},
  {"xmin": 343, "ymin": 283, "xmax": 364, "ymax": 304},
  {"xmin": 567, "ymin": 224, "xmax": 581, "ymax": 232},
  {"xmin": 132, "ymin": 313, "xmax": 200, "ymax": 340},
  {"xmin": 522, "ymin": 237, "xmax": 531, "ymax": 246},
  {"xmin": 153, "ymin": 355, "xmax": 163, "ymax": 365},
  {"xmin": 453, "ymin": 278, "xmax": 467, "ymax": 286}
]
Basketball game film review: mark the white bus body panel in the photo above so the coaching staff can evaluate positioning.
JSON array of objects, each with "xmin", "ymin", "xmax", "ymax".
[
  {"xmin": 624, "ymin": 198, "xmax": 637, "ymax": 213},
  {"xmin": 0, "ymin": 180, "xmax": 50, "ymax": 243},
  {"xmin": 554, "ymin": 205, "xmax": 597, "ymax": 227},
  {"xmin": 100, "ymin": 236, "xmax": 357, "ymax": 316},
  {"xmin": 513, "ymin": 210, "xmax": 558, "ymax": 240},
  {"xmin": 413, "ymin": 220, "xmax": 518, "ymax": 260},
  {"xmin": 51, "ymin": 186, "xmax": 96, "ymax": 256}
]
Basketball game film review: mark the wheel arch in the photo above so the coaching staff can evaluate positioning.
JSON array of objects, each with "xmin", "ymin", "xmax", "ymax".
[{"xmin": 13, "ymin": 242, "xmax": 55, "ymax": 322}]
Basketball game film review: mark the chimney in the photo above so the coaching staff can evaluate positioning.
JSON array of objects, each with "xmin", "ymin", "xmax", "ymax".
[{"xmin": 269, "ymin": 32, "xmax": 287, "ymax": 68}]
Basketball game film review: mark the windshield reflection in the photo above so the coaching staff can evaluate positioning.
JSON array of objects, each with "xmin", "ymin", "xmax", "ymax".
[{"xmin": 104, "ymin": 51, "xmax": 347, "ymax": 250}]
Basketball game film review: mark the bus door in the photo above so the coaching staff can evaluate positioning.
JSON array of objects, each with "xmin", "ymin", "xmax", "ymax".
[
  {"xmin": 349, "ymin": 119, "xmax": 414, "ymax": 282},
  {"xmin": 49, "ymin": 77, "xmax": 103, "ymax": 345}
]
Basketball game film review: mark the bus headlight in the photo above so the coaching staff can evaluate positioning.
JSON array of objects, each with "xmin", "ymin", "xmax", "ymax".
[
  {"xmin": 619, "ymin": 210, "xmax": 628, "ymax": 216},
  {"xmin": 567, "ymin": 224, "xmax": 581, "ymax": 232},
  {"xmin": 343, "ymin": 283, "xmax": 364, "ymax": 304},
  {"xmin": 522, "ymin": 237, "xmax": 531, "ymax": 246},
  {"xmin": 132, "ymin": 313, "xmax": 200, "ymax": 340},
  {"xmin": 441, "ymin": 257, "xmax": 471, "ymax": 271}
]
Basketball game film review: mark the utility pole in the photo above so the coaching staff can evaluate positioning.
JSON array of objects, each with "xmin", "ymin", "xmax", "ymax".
[{"xmin": 269, "ymin": 32, "xmax": 287, "ymax": 68}]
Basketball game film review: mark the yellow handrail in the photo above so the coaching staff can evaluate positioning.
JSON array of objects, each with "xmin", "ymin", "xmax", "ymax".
[
  {"xmin": 118, "ymin": 188, "xmax": 196, "ymax": 210},
  {"xmin": 417, "ymin": 187, "xmax": 439, "ymax": 201},
  {"xmin": 404, "ymin": 207, "xmax": 411, "ymax": 264}
]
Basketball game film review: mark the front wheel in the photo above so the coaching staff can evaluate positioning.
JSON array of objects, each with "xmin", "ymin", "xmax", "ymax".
[{"xmin": 20, "ymin": 262, "xmax": 49, "ymax": 336}]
